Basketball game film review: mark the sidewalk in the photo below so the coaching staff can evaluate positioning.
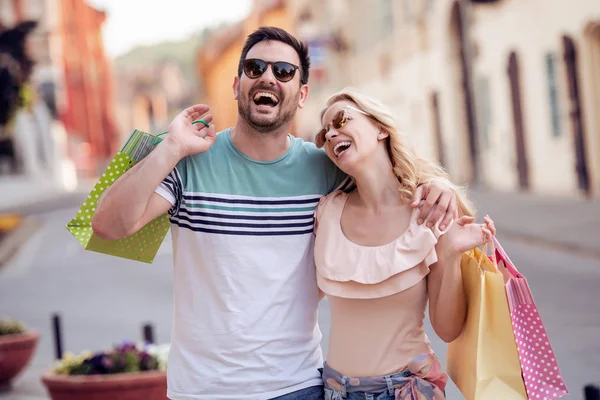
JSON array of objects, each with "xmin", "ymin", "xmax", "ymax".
[
  {"xmin": 469, "ymin": 188, "xmax": 600, "ymax": 258},
  {"xmin": 0, "ymin": 178, "xmax": 93, "ymax": 266},
  {"xmin": 0, "ymin": 177, "xmax": 93, "ymax": 217}
]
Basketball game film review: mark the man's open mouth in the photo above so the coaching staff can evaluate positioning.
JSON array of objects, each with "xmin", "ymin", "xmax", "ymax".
[
  {"xmin": 333, "ymin": 141, "xmax": 352, "ymax": 158},
  {"xmin": 253, "ymin": 91, "xmax": 280, "ymax": 107}
]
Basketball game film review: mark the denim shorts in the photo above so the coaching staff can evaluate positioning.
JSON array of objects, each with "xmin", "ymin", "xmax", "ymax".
[
  {"xmin": 323, "ymin": 369, "xmax": 411, "ymax": 400},
  {"xmin": 322, "ymin": 363, "xmax": 446, "ymax": 400},
  {"xmin": 324, "ymin": 388, "xmax": 446, "ymax": 400},
  {"xmin": 269, "ymin": 385, "xmax": 324, "ymax": 400},
  {"xmin": 325, "ymin": 389, "xmax": 396, "ymax": 400}
]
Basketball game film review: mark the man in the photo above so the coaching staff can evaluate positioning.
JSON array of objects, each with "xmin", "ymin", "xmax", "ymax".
[{"xmin": 93, "ymin": 27, "xmax": 457, "ymax": 400}]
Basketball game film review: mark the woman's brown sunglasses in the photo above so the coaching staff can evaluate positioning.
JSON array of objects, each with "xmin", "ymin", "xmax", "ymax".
[{"xmin": 315, "ymin": 106, "xmax": 369, "ymax": 148}]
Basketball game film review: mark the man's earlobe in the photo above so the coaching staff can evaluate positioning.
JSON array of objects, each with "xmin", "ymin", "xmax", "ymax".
[
  {"xmin": 297, "ymin": 84, "xmax": 309, "ymax": 109},
  {"xmin": 232, "ymin": 76, "xmax": 240, "ymax": 100}
]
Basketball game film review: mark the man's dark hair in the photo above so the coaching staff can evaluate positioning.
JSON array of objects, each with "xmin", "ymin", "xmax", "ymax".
[{"xmin": 237, "ymin": 26, "xmax": 310, "ymax": 85}]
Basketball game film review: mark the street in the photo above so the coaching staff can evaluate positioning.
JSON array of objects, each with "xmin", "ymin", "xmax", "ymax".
[{"xmin": 0, "ymin": 205, "xmax": 599, "ymax": 400}]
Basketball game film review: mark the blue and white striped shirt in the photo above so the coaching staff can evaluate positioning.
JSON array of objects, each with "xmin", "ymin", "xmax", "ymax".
[{"xmin": 155, "ymin": 129, "xmax": 349, "ymax": 400}]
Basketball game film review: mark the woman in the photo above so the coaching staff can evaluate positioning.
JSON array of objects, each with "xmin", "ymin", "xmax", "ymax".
[{"xmin": 313, "ymin": 88, "xmax": 495, "ymax": 400}]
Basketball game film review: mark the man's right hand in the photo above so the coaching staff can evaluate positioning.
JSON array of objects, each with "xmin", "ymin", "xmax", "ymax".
[
  {"xmin": 92, "ymin": 104, "xmax": 216, "ymax": 240},
  {"xmin": 163, "ymin": 104, "xmax": 216, "ymax": 158}
]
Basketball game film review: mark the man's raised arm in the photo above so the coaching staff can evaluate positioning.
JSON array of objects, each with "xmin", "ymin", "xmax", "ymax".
[{"xmin": 91, "ymin": 105, "xmax": 216, "ymax": 240}]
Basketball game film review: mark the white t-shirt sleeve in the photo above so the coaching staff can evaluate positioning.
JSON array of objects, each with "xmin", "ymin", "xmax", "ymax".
[
  {"xmin": 154, "ymin": 167, "xmax": 184, "ymax": 215},
  {"xmin": 155, "ymin": 185, "xmax": 176, "ymax": 206}
]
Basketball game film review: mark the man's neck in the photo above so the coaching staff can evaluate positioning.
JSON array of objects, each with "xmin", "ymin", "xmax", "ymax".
[{"xmin": 230, "ymin": 119, "xmax": 292, "ymax": 161}]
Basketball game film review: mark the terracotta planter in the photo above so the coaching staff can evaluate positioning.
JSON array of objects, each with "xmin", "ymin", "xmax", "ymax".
[
  {"xmin": 0, "ymin": 331, "xmax": 39, "ymax": 387},
  {"xmin": 41, "ymin": 370, "xmax": 168, "ymax": 400}
]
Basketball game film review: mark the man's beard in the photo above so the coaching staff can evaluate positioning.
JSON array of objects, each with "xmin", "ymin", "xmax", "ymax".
[{"xmin": 238, "ymin": 92, "xmax": 299, "ymax": 134}]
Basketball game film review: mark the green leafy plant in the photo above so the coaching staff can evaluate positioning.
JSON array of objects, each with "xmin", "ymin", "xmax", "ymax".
[{"xmin": 0, "ymin": 318, "xmax": 27, "ymax": 336}]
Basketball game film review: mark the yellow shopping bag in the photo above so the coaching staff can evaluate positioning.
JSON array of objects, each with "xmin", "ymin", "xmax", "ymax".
[{"xmin": 447, "ymin": 247, "xmax": 527, "ymax": 400}]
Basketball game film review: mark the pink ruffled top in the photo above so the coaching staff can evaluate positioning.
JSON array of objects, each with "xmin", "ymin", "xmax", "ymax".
[{"xmin": 314, "ymin": 190, "xmax": 450, "ymax": 377}]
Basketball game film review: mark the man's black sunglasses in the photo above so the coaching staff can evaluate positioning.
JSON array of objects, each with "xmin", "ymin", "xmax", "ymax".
[{"xmin": 242, "ymin": 58, "xmax": 299, "ymax": 83}]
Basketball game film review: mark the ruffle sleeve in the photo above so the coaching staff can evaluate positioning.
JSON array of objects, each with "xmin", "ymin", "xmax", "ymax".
[{"xmin": 314, "ymin": 191, "xmax": 453, "ymax": 299}]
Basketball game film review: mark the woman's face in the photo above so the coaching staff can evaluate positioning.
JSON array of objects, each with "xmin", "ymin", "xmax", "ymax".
[{"xmin": 320, "ymin": 100, "xmax": 383, "ymax": 173}]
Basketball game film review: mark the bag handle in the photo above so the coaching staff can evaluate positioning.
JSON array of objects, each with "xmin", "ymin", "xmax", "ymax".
[
  {"xmin": 493, "ymin": 236, "xmax": 523, "ymax": 278},
  {"xmin": 476, "ymin": 239, "xmax": 499, "ymax": 272},
  {"xmin": 152, "ymin": 119, "xmax": 211, "ymax": 145},
  {"xmin": 154, "ymin": 119, "xmax": 210, "ymax": 138}
]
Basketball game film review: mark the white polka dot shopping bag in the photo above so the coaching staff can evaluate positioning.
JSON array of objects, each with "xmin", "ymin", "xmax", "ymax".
[
  {"xmin": 493, "ymin": 237, "xmax": 569, "ymax": 400},
  {"xmin": 65, "ymin": 129, "xmax": 170, "ymax": 264}
]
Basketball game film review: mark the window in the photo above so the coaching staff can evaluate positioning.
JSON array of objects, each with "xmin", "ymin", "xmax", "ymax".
[
  {"xmin": 545, "ymin": 53, "xmax": 561, "ymax": 137},
  {"xmin": 476, "ymin": 76, "xmax": 492, "ymax": 149}
]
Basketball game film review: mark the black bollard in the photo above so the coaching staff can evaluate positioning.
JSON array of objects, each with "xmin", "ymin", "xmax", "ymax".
[
  {"xmin": 585, "ymin": 385, "xmax": 600, "ymax": 400},
  {"xmin": 51, "ymin": 313, "xmax": 63, "ymax": 360},
  {"xmin": 143, "ymin": 323, "xmax": 155, "ymax": 344}
]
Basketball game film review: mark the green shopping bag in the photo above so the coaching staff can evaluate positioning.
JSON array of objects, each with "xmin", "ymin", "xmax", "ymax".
[{"xmin": 66, "ymin": 128, "xmax": 171, "ymax": 263}]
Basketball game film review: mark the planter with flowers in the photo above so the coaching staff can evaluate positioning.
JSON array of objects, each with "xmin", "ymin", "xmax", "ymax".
[
  {"xmin": 41, "ymin": 341, "xmax": 170, "ymax": 400},
  {"xmin": 0, "ymin": 318, "xmax": 40, "ymax": 389}
]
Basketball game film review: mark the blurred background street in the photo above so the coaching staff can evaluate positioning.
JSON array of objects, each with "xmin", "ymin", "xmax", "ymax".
[{"xmin": 1, "ymin": 0, "xmax": 600, "ymax": 399}]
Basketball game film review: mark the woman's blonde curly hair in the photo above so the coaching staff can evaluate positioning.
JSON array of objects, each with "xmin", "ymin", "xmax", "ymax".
[{"xmin": 320, "ymin": 87, "xmax": 474, "ymax": 217}]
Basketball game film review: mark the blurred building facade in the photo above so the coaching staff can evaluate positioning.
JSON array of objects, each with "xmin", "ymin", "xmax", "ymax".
[
  {"xmin": 290, "ymin": 0, "xmax": 600, "ymax": 199},
  {"xmin": 1, "ymin": 0, "xmax": 74, "ymax": 187},
  {"xmin": 196, "ymin": 0, "xmax": 294, "ymax": 132},
  {"xmin": 57, "ymin": 0, "xmax": 118, "ymax": 174},
  {"xmin": 114, "ymin": 61, "xmax": 195, "ymax": 141},
  {"xmin": 1, "ymin": 0, "xmax": 118, "ymax": 180}
]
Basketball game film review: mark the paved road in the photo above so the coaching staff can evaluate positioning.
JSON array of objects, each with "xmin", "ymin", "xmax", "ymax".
[{"xmin": 0, "ymin": 206, "xmax": 599, "ymax": 400}]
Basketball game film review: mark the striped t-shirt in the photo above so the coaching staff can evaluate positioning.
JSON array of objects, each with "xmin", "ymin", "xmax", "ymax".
[{"xmin": 155, "ymin": 129, "xmax": 348, "ymax": 400}]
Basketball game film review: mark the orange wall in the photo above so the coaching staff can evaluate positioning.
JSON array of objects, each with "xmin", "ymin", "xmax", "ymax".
[
  {"xmin": 198, "ymin": 6, "xmax": 294, "ymax": 132},
  {"xmin": 58, "ymin": 0, "xmax": 117, "ymax": 171},
  {"xmin": 202, "ymin": 40, "xmax": 244, "ymax": 133}
]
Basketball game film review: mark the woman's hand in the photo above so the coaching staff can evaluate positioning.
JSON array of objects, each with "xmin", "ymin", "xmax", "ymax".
[
  {"xmin": 428, "ymin": 215, "xmax": 495, "ymax": 342},
  {"xmin": 445, "ymin": 215, "xmax": 496, "ymax": 254}
]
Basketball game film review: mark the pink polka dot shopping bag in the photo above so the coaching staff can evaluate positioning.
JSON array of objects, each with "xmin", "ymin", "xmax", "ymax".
[
  {"xmin": 493, "ymin": 237, "xmax": 569, "ymax": 400},
  {"xmin": 65, "ymin": 129, "xmax": 171, "ymax": 264}
]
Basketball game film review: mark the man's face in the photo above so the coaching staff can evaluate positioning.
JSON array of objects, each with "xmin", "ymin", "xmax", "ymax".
[{"xmin": 234, "ymin": 41, "xmax": 308, "ymax": 134}]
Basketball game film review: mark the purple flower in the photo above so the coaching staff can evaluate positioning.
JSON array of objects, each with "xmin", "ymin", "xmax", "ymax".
[
  {"xmin": 84, "ymin": 354, "xmax": 107, "ymax": 374},
  {"xmin": 118, "ymin": 341, "xmax": 137, "ymax": 352},
  {"xmin": 102, "ymin": 357, "xmax": 114, "ymax": 370},
  {"xmin": 67, "ymin": 339, "xmax": 162, "ymax": 375}
]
